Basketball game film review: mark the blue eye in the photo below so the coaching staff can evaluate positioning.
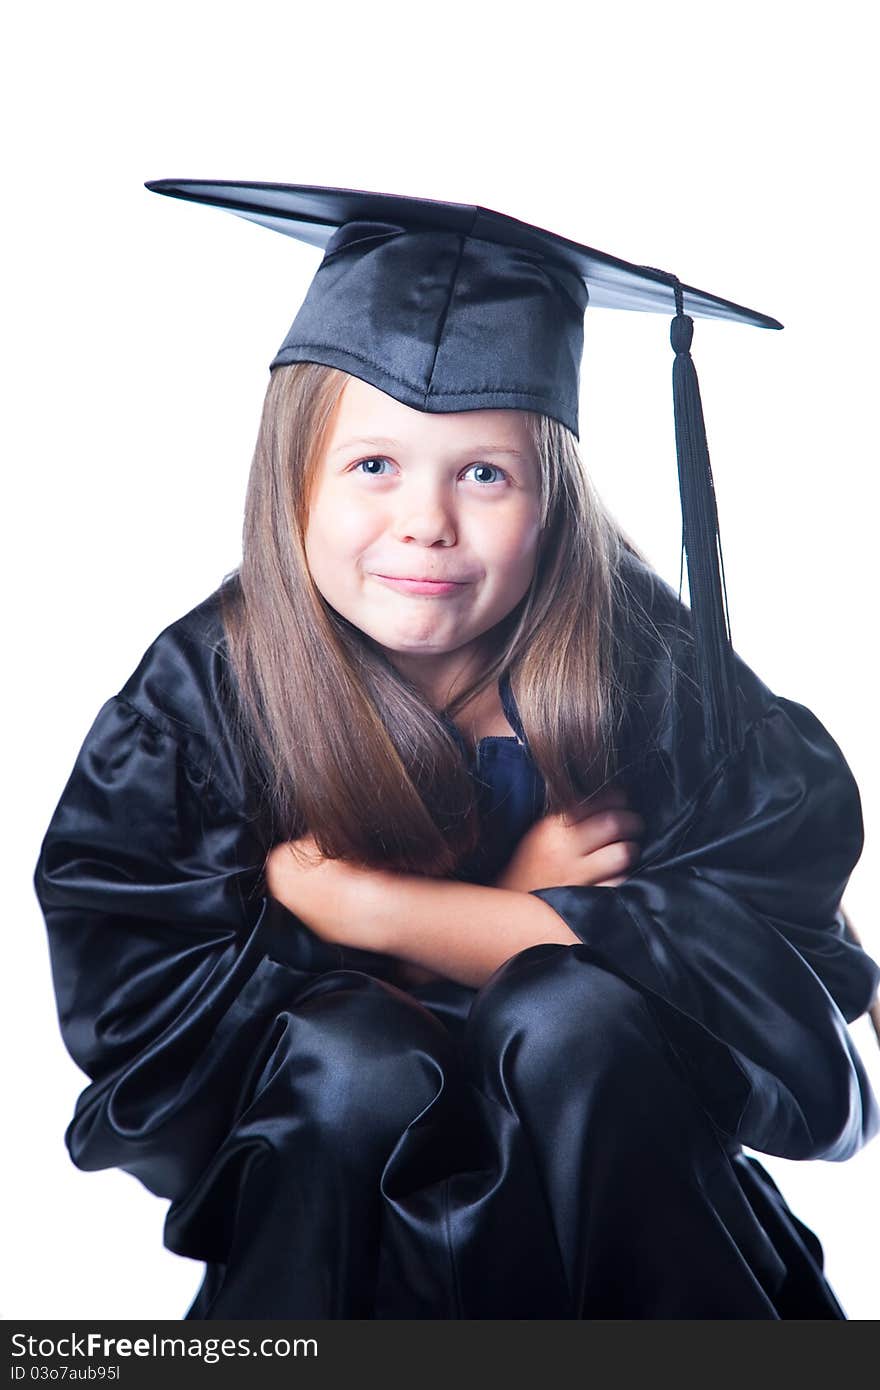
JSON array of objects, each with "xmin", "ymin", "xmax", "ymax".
[
  {"xmin": 353, "ymin": 457, "xmax": 393, "ymax": 476},
  {"xmin": 463, "ymin": 463, "xmax": 506, "ymax": 485}
]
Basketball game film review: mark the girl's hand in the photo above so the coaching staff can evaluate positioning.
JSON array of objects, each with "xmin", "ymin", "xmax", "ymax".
[{"xmin": 494, "ymin": 783, "xmax": 645, "ymax": 893}]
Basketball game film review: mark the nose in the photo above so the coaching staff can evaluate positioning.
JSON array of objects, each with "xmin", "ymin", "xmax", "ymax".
[{"xmin": 391, "ymin": 478, "xmax": 457, "ymax": 546}]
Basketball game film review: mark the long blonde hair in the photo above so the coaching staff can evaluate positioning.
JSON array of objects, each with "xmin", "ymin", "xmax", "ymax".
[{"xmin": 220, "ymin": 362, "xmax": 649, "ymax": 876}]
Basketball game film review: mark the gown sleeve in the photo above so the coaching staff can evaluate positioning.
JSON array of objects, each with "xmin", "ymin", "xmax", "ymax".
[
  {"xmin": 33, "ymin": 614, "xmax": 350, "ymax": 1205},
  {"xmin": 532, "ymin": 611, "xmax": 880, "ymax": 1163}
]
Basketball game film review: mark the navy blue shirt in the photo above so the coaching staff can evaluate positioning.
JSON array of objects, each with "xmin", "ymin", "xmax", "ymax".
[{"xmin": 438, "ymin": 669, "xmax": 546, "ymax": 886}]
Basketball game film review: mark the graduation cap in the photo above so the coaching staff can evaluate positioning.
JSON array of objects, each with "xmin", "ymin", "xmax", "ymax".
[{"xmin": 146, "ymin": 177, "xmax": 783, "ymax": 760}]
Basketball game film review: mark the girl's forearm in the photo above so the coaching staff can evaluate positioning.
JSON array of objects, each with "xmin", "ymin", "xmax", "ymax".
[
  {"xmin": 364, "ymin": 871, "xmax": 579, "ymax": 989},
  {"xmin": 264, "ymin": 839, "xmax": 579, "ymax": 990}
]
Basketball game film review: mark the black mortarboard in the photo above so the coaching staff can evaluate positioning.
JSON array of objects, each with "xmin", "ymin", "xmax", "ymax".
[{"xmin": 146, "ymin": 177, "xmax": 783, "ymax": 759}]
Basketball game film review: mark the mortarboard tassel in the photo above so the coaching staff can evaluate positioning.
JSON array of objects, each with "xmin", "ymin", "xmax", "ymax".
[{"xmin": 669, "ymin": 279, "xmax": 745, "ymax": 759}]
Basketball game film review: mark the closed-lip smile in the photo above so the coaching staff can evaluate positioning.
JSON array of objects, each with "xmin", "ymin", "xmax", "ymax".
[
  {"xmin": 375, "ymin": 573, "xmax": 464, "ymax": 582},
  {"xmin": 370, "ymin": 572, "xmax": 469, "ymax": 594}
]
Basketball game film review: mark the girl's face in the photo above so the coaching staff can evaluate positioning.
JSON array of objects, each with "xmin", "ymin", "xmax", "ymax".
[{"xmin": 305, "ymin": 376, "xmax": 542, "ymax": 699}]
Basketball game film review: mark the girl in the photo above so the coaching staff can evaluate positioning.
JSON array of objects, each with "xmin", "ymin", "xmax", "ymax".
[{"xmin": 34, "ymin": 180, "xmax": 880, "ymax": 1319}]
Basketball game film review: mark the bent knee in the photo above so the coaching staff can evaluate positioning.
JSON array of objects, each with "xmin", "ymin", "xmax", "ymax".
[
  {"xmin": 252, "ymin": 969, "xmax": 459, "ymax": 1147},
  {"xmin": 463, "ymin": 945, "xmax": 669, "ymax": 1087}
]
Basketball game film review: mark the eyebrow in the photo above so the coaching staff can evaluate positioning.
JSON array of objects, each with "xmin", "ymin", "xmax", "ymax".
[{"xmin": 330, "ymin": 435, "xmax": 529, "ymax": 458}]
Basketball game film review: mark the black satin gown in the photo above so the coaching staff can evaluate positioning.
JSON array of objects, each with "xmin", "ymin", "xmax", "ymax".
[{"xmin": 33, "ymin": 555, "xmax": 880, "ymax": 1318}]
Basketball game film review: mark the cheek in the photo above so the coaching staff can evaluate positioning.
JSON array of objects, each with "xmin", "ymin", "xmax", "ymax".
[
  {"xmin": 479, "ymin": 514, "xmax": 541, "ymax": 582},
  {"xmin": 305, "ymin": 499, "xmax": 376, "ymax": 581}
]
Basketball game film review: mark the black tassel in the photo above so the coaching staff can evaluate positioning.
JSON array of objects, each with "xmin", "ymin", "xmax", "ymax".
[{"xmin": 669, "ymin": 282, "xmax": 744, "ymax": 758}]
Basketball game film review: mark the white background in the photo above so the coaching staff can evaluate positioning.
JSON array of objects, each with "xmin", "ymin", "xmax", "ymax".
[{"xmin": 4, "ymin": 0, "xmax": 878, "ymax": 1320}]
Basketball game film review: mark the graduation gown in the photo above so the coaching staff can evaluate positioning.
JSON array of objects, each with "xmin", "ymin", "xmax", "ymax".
[{"xmin": 33, "ymin": 554, "xmax": 880, "ymax": 1319}]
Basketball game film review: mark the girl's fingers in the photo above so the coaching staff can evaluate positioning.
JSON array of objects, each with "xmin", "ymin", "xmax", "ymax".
[
  {"xmin": 587, "ymin": 838, "xmax": 641, "ymax": 882},
  {"xmin": 573, "ymin": 810, "xmax": 645, "ymax": 852}
]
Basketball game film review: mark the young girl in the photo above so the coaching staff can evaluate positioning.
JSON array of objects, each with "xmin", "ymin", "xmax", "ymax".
[{"xmin": 34, "ymin": 180, "xmax": 880, "ymax": 1319}]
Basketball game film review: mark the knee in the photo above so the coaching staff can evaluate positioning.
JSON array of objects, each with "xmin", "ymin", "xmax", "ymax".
[
  {"xmin": 252, "ymin": 970, "xmax": 459, "ymax": 1155},
  {"xmin": 462, "ymin": 944, "xmax": 672, "ymax": 1098}
]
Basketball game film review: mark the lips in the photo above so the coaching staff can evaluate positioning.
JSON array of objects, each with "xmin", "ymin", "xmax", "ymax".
[{"xmin": 371, "ymin": 573, "xmax": 467, "ymax": 596}]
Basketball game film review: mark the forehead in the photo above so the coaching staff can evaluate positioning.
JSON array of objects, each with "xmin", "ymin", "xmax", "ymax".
[{"xmin": 324, "ymin": 376, "xmax": 535, "ymax": 454}]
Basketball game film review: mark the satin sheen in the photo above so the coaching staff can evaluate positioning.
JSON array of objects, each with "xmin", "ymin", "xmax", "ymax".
[{"xmin": 33, "ymin": 552, "xmax": 880, "ymax": 1318}]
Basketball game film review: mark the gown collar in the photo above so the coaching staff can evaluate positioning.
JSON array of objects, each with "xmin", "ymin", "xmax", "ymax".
[
  {"xmin": 437, "ymin": 668, "xmax": 527, "ymax": 761},
  {"xmin": 499, "ymin": 668, "xmax": 526, "ymax": 744}
]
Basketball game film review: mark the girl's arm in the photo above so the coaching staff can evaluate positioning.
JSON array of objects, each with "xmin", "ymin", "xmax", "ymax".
[
  {"xmin": 264, "ymin": 799, "xmax": 644, "ymax": 990},
  {"xmin": 265, "ymin": 843, "xmax": 579, "ymax": 989},
  {"xmin": 266, "ymin": 793, "xmax": 644, "ymax": 989},
  {"xmin": 372, "ymin": 872, "xmax": 581, "ymax": 988}
]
